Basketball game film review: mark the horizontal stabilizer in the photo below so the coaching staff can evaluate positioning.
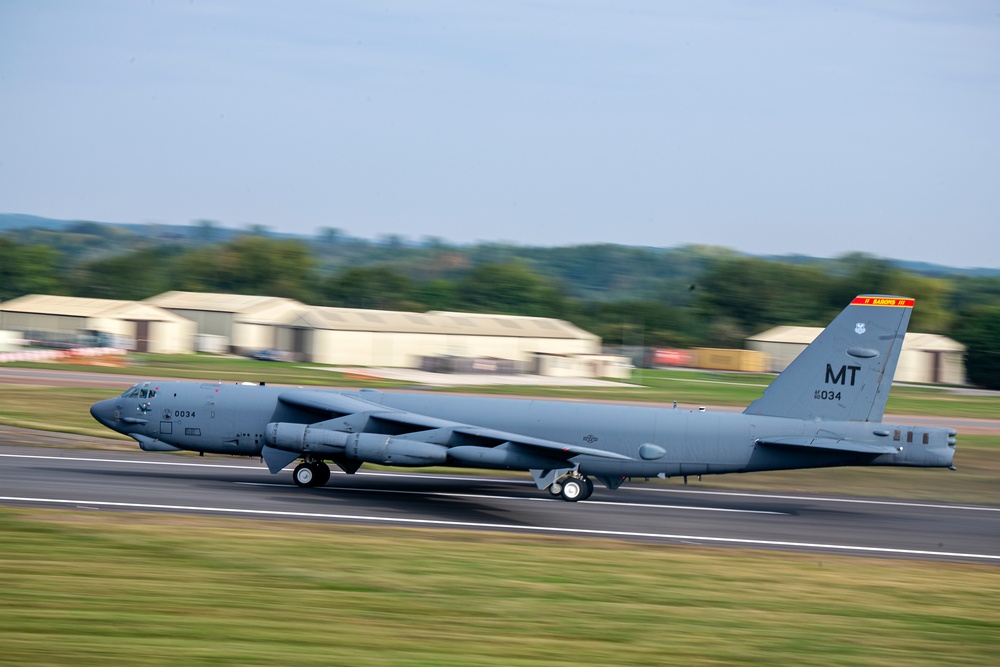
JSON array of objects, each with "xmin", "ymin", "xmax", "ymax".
[{"xmin": 758, "ymin": 436, "xmax": 898, "ymax": 455}]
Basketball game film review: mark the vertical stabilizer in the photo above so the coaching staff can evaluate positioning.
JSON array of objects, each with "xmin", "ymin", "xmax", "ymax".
[{"xmin": 743, "ymin": 295, "xmax": 913, "ymax": 422}]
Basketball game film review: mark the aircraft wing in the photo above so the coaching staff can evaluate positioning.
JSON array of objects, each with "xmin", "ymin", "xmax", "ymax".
[
  {"xmin": 278, "ymin": 389, "xmax": 390, "ymax": 417},
  {"xmin": 757, "ymin": 436, "xmax": 898, "ymax": 455},
  {"xmin": 276, "ymin": 389, "xmax": 631, "ymax": 461}
]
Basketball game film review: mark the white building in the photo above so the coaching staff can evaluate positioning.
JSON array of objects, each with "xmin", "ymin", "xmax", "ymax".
[
  {"xmin": 0, "ymin": 294, "xmax": 196, "ymax": 354},
  {"xmin": 144, "ymin": 291, "xmax": 304, "ymax": 354},
  {"xmin": 142, "ymin": 291, "xmax": 602, "ymax": 370},
  {"xmin": 275, "ymin": 306, "xmax": 600, "ymax": 367}
]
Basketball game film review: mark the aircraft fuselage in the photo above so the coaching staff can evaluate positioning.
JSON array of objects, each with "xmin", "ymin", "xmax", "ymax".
[{"xmin": 91, "ymin": 380, "xmax": 956, "ymax": 480}]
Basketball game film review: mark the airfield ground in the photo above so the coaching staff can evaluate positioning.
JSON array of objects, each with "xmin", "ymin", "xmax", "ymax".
[{"xmin": 0, "ymin": 361, "xmax": 997, "ymax": 666}]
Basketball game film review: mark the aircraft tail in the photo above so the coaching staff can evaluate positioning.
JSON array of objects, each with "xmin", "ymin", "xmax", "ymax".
[{"xmin": 743, "ymin": 295, "xmax": 913, "ymax": 422}]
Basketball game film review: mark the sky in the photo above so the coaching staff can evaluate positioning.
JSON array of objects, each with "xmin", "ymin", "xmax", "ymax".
[{"xmin": 1, "ymin": 1, "xmax": 998, "ymax": 267}]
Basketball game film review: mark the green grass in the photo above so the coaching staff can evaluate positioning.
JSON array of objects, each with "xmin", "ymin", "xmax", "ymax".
[
  {"xmin": 882, "ymin": 387, "xmax": 1000, "ymax": 420},
  {"xmin": 5, "ymin": 354, "xmax": 411, "ymax": 388},
  {"xmin": 1, "ymin": 507, "xmax": 998, "ymax": 667},
  {"xmin": 0, "ymin": 385, "xmax": 135, "ymax": 440}
]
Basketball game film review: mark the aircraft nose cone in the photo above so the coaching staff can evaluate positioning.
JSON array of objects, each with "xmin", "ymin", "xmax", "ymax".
[{"xmin": 90, "ymin": 398, "xmax": 116, "ymax": 428}]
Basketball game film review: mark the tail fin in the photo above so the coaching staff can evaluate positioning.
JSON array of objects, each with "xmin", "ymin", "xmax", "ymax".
[{"xmin": 743, "ymin": 295, "xmax": 913, "ymax": 422}]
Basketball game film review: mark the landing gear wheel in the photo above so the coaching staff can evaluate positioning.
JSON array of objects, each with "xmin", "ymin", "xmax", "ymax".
[
  {"xmin": 579, "ymin": 477, "xmax": 594, "ymax": 501},
  {"xmin": 294, "ymin": 461, "xmax": 331, "ymax": 488},
  {"xmin": 313, "ymin": 461, "xmax": 331, "ymax": 487},
  {"xmin": 548, "ymin": 480, "xmax": 564, "ymax": 496},
  {"xmin": 560, "ymin": 478, "xmax": 585, "ymax": 502},
  {"xmin": 293, "ymin": 462, "xmax": 315, "ymax": 487}
]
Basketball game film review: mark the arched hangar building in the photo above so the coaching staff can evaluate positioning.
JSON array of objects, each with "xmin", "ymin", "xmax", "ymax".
[
  {"xmin": 144, "ymin": 291, "xmax": 303, "ymax": 354},
  {"xmin": 746, "ymin": 326, "xmax": 966, "ymax": 385},
  {"xmin": 0, "ymin": 294, "xmax": 196, "ymax": 354},
  {"xmin": 276, "ymin": 307, "xmax": 600, "ymax": 367},
  {"xmin": 143, "ymin": 291, "xmax": 600, "ymax": 368}
]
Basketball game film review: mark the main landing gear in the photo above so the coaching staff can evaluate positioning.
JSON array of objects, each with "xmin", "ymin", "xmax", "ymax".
[
  {"xmin": 293, "ymin": 460, "xmax": 331, "ymax": 488},
  {"xmin": 548, "ymin": 474, "xmax": 594, "ymax": 502}
]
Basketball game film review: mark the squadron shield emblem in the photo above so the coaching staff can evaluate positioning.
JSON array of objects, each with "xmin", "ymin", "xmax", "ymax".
[{"xmin": 855, "ymin": 323, "xmax": 866, "ymax": 335}]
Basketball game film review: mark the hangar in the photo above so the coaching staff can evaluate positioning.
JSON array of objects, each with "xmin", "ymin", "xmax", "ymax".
[
  {"xmin": 0, "ymin": 294, "xmax": 196, "ymax": 354},
  {"xmin": 746, "ymin": 326, "xmax": 966, "ymax": 385},
  {"xmin": 143, "ymin": 291, "xmax": 303, "ymax": 354},
  {"xmin": 142, "ymin": 291, "xmax": 601, "ymax": 369},
  {"xmin": 273, "ymin": 306, "xmax": 600, "ymax": 367}
]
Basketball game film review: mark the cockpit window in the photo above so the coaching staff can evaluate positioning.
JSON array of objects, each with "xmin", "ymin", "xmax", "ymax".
[{"xmin": 119, "ymin": 384, "xmax": 156, "ymax": 399}]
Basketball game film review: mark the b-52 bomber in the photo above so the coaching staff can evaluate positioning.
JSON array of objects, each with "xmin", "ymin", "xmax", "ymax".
[{"xmin": 90, "ymin": 295, "xmax": 957, "ymax": 501}]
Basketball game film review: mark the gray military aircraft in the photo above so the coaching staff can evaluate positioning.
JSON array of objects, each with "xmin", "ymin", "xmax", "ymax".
[{"xmin": 90, "ymin": 295, "xmax": 957, "ymax": 501}]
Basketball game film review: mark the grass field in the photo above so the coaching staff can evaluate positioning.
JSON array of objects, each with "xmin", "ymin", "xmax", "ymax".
[{"xmin": 1, "ymin": 508, "xmax": 998, "ymax": 667}]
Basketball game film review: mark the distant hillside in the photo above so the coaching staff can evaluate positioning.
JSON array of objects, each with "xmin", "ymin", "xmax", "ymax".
[
  {"xmin": 0, "ymin": 213, "xmax": 79, "ymax": 231},
  {"xmin": 3, "ymin": 213, "xmax": 998, "ymax": 286}
]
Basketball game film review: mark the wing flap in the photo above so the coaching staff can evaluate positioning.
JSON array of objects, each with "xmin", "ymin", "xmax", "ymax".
[
  {"xmin": 758, "ymin": 436, "xmax": 898, "ymax": 455},
  {"xmin": 450, "ymin": 425, "xmax": 631, "ymax": 460}
]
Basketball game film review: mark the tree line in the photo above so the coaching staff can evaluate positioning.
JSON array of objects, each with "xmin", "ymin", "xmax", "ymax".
[{"xmin": 2, "ymin": 230, "xmax": 999, "ymax": 388}]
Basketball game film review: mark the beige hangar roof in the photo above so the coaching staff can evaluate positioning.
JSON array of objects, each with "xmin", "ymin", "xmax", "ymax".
[
  {"xmin": 145, "ymin": 291, "xmax": 302, "ymax": 316},
  {"xmin": 296, "ymin": 306, "xmax": 597, "ymax": 340},
  {"xmin": 143, "ymin": 292, "xmax": 595, "ymax": 341},
  {"xmin": 0, "ymin": 294, "xmax": 192, "ymax": 323}
]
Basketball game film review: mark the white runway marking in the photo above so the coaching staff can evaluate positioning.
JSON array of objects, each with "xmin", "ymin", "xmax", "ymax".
[{"xmin": 2, "ymin": 495, "xmax": 998, "ymax": 562}]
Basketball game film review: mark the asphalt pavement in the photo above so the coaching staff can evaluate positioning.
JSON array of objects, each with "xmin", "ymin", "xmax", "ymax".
[{"xmin": 2, "ymin": 440, "xmax": 997, "ymax": 563}]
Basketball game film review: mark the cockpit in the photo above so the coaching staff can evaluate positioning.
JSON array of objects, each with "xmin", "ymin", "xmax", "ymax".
[{"xmin": 120, "ymin": 383, "xmax": 157, "ymax": 399}]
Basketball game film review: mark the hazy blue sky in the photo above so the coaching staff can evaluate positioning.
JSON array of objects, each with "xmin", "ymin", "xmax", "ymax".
[{"xmin": 2, "ymin": 1, "xmax": 998, "ymax": 266}]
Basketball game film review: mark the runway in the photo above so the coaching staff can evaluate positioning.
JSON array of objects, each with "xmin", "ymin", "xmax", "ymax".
[{"xmin": 2, "ymin": 442, "xmax": 997, "ymax": 563}]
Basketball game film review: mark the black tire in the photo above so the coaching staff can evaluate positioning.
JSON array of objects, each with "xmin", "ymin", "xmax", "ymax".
[
  {"xmin": 579, "ymin": 477, "xmax": 594, "ymax": 501},
  {"xmin": 560, "ymin": 478, "xmax": 584, "ymax": 502},
  {"xmin": 293, "ymin": 462, "xmax": 315, "ymax": 487},
  {"xmin": 313, "ymin": 462, "xmax": 331, "ymax": 487}
]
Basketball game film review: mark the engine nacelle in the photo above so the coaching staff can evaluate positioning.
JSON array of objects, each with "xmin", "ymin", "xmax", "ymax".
[
  {"xmin": 266, "ymin": 422, "xmax": 351, "ymax": 454},
  {"xmin": 265, "ymin": 422, "xmax": 448, "ymax": 466},
  {"xmin": 345, "ymin": 433, "xmax": 449, "ymax": 467}
]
